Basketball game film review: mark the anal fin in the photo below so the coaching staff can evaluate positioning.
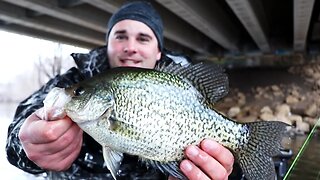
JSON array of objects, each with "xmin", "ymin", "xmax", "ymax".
[{"xmin": 144, "ymin": 159, "xmax": 187, "ymax": 180}]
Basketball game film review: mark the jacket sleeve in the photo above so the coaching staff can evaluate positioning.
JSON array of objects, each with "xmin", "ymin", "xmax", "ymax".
[{"xmin": 5, "ymin": 67, "xmax": 83, "ymax": 174}]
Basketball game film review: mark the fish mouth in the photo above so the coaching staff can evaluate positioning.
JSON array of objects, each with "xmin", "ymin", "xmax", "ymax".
[{"xmin": 44, "ymin": 87, "xmax": 72, "ymax": 109}]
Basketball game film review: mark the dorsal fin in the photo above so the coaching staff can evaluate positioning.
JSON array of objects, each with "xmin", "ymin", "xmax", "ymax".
[{"xmin": 155, "ymin": 61, "xmax": 229, "ymax": 105}]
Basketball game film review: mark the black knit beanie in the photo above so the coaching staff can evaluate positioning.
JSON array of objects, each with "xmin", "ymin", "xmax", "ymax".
[{"xmin": 106, "ymin": 1, "xmax": 163, "ymax": 51}]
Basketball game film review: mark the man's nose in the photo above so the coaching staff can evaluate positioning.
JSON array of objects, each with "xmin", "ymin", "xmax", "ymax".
[{"xmin": 123, "ymin": 39, "xmax": 137, "ymax": 54}]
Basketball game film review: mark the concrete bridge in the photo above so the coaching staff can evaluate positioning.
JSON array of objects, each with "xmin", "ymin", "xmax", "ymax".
[{"xmin": 0, "ymin": 0, "xmax": 319, "ymax": 66}]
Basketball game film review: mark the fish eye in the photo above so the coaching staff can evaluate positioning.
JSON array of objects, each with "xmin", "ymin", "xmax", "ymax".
[{"xmin": 74, "ymin": 87, "xmax": 85, "ymax": 96}]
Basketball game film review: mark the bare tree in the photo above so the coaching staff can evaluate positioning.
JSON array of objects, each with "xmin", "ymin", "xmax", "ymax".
[{"xmin": 34, "ymin": 44, "xmax": 65, "ymax": 86}]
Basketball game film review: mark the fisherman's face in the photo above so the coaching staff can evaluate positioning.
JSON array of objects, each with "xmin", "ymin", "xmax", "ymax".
[{"xmin": 107, "ymin": 20, "xmax": 161, "ymax": 69}]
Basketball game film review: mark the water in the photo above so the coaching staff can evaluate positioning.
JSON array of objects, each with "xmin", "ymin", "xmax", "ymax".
[
  {"xmin": 0, "ymin": 102, "xmax": 45, "ymax": 179},
  {"xmin": 284, "ymin": 124, "xmax": 320, "ymax": 179}
]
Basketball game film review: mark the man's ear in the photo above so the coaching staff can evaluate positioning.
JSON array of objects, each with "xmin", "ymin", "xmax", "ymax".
[{"xmin": 156, "ymin": 51, "xmax": 162, "ymax": 60}]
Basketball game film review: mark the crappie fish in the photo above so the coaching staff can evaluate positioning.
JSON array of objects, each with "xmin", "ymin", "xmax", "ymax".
[{"xmin": 44, "ymin": 62, "xmax": 287, "ymax": 180}]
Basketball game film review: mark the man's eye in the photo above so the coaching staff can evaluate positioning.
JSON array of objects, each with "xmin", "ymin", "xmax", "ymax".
[
  {"xmin": 116, "ymin": 35, "xmax": 126, "ymax": 40},
  {"xmin": 74, "ymin": 87, "xmax": 85, "ymax": 96},
  {"xmin": 138, "ymin": 37, "xmax": 149, "ymax": 42}
]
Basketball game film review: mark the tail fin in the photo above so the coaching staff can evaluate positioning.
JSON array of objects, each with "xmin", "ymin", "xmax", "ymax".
[{"xmin": 235, "ymin": 121, "xmax": 288, "ymax": 180}]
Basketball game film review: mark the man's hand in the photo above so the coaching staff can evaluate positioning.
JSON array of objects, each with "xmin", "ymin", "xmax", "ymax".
[
  {"xmin": 169, "ymin": 139, "xmax": 234, "ymax": 180},
  {"xmin": 19, "ymin": 108, "xmax": 83, "ymax": 171}
]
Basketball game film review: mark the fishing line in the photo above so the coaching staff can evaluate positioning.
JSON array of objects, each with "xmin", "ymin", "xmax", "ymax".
[{"xmin": 283, "ymin": 117, "xmax": 320, "ymax": 179}]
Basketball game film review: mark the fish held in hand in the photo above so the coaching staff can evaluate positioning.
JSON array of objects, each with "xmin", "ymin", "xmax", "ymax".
[{"xmin": 44, "ymin": 62, "xmax": 288, "ymax": 180}]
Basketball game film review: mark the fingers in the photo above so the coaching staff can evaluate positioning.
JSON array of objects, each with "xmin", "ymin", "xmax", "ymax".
[
  {"xmin": 20, "ymin": 114, "xmax": 83, "ymax": 171},
  {"xmin": 20, "ymin": 113, "xmax": 74, "ymax": 144},
  {"xmin": 42, "ymin": 128, "xmax": 83, "ymax": 171},
  {"xmin": 19, "ymin": 108, "xmax": 83, "ymax": 171},
  {"xmin": 181, "ymin": 139, "xmax": 234, "ymax": 180},
  {"xmin": 182, "ymin": 145, "xmax": 227, "ymax": 180},
  {"xmin": 32, "ymin": 122, "xmax": 82, "ymax": 155},
  {"xmin": 200, "ymin": 139, "xmax": 234, "ymax": 175},
  {"xmin": 30, "ymin": 129, "xmax": 83, "ymax": 171},
  {"xmin": 180, "ymin": 158, "xmax": 210, "ymax": 180}
]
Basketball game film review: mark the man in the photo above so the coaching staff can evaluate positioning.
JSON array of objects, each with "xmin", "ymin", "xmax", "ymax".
[{"xmin": 6, "ymin": 1, "xmax": 234, "ymax": 179}]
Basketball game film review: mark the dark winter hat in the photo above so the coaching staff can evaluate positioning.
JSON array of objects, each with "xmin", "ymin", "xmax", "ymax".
[{"xmin": 106, "ymin": 1, "xmax": 163, "ymax": 51}]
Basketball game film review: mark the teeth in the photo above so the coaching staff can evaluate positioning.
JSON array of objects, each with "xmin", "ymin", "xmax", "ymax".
[{"xmin": 121, "ymin": 59, "xmax": 141, "ymax": 66}]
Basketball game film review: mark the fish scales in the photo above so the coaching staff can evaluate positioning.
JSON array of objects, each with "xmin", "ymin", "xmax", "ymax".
[{"xmin": 107, "ymin": 70, "xmax": 246, "ymax": 161}]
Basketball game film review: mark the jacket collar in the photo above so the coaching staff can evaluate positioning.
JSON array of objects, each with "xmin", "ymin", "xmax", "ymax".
[{"xmin": 71, "ymin": 46, "xmax": 110, "ymax": 78}]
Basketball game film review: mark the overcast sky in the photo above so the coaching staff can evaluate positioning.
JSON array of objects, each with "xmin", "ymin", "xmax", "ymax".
[
  {"xmin": 0, "ymin": 30, "xmax": 90, "ymax": 179},
  {"xmin": 0, "ymin": 30, "xmax": 89, "ymax": 83}
]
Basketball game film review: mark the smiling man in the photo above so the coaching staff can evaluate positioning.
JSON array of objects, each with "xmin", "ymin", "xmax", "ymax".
[
  {"xmin": 107, "ymin": 20, "xmax": 161, "ymax": 68},
  {"xmin": 6, "ymin": 1, "xmax": 234, "ymax": 179}
]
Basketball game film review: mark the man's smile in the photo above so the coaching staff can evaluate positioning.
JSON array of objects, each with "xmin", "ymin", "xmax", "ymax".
[{"xmin": 119, "ymin": 58, "xmax": 142, "ymax": 66}]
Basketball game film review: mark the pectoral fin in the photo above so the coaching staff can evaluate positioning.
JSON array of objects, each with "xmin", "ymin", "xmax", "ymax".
[
  {"xmin": 102, "ymin": 146, "xmax": 124, "ymax": 180},
  {"xmin": 98, "ymin": 107, "xmax": 118, "ymax": 131}
]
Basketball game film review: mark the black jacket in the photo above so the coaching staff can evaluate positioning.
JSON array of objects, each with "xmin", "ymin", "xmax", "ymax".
[{"xmin": 5, "ymin": 46, "xmax": 192, "ymax": 179}]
